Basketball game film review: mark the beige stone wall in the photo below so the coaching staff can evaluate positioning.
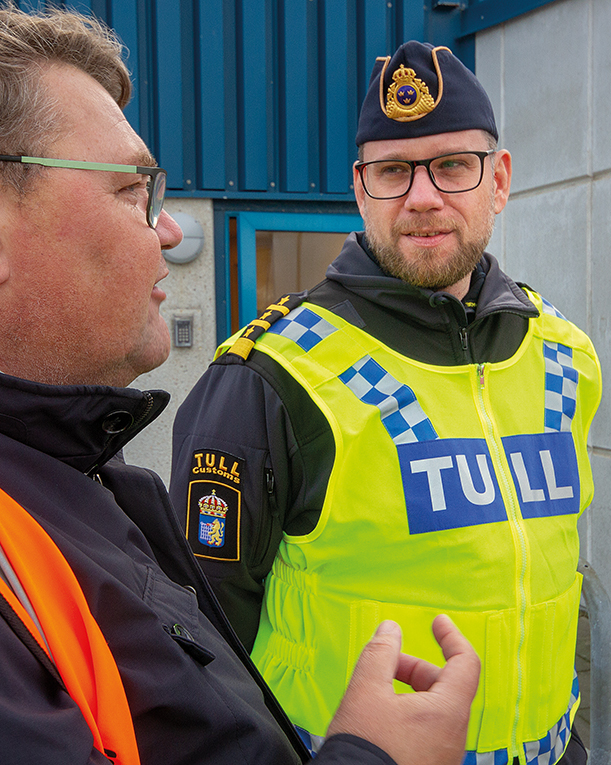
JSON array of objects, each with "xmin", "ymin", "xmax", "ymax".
[{"xmin": 124, "ymin": 198, "xmax": 216, "ymax": 486}]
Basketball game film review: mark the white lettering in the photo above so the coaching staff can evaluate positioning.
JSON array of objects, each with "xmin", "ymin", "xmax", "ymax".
[
  {"xmin": 456, "ymin": 453, "xmax": 495, "ymax": 505},
  {"xmin": 510, "ymin": 452, "xmax": 545, "ymax": 503},
  {"xmin": 540, "ymin": 450, "xmax": 574, "ymax": 500},
  {"xmin": 411, "ymin": 456, "xmax": 453, "ymax": 511}
]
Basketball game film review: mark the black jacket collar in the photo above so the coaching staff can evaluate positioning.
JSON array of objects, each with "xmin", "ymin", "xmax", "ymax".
[
  {"xmin": 0, "ymin": 372, "xmax": 169, "ymax": 474},
  {"xmin": 324, "ymin": 231, "xmax": 539, "ymax": 326}
]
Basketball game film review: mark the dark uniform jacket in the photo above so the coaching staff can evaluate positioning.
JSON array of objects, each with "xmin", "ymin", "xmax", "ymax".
[
  {"xmin": 0, "ymin": 370, "xmax": 393, "ymax": 765},
  {"xmin": 170, "ymin": 232, "xmax": 540, "ymax": 650}
]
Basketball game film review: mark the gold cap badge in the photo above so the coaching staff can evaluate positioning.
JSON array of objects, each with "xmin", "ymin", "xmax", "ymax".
[
  {"xmin": 386, "ymin": 65, "xmax": 435, "ymax": 120},
  {"xmin": 378, "ymin": 46, "xmax": 450, "ymax": 123}
]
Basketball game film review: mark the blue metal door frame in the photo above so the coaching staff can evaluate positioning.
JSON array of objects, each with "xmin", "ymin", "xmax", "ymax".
[{"xmin": 226, "ymin": 211, "xmax": 363, "ymax": 330}]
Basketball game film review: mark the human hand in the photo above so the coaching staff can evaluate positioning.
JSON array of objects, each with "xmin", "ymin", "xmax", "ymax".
[{"xmin": 326, "ymin": 615, "xmax": 480, "ymax": 765}]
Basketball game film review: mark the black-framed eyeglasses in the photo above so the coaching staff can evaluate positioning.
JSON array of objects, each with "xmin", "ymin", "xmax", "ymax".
[
  {"xmin": 0, "ymin": 154, "xmax": 167, "ymax": 229},
  {"xmin": 355, "ymin": 150, "xmax": 496, "ymax": 199}
]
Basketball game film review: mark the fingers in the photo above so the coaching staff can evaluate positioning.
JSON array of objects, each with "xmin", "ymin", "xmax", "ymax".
[
  {"xmin": 430, "ymin": 615, "xmax": 481, "ymax": 704},
  {"xmin": 395, "ymin": 616, "xmax": 480, "ymax": 696},
  {"xmin": 328, "ymin": 616, "xmax": 478, "ymax": 765},
  {"xmin": 395, "ymin": 653, "xmax": 442, "ymax": 691},
  {"xmin": 326, "ymin": 620, "xmax": 403, "ymax": 741}
]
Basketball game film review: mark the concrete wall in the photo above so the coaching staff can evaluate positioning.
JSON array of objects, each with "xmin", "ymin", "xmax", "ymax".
[
  {"xmin": 476, "ymin": 0, "xmax": 611, "ymax": 591},
  {"xmin": 123, "ymin": 198, "xmax": 217, "ymax": 486}
]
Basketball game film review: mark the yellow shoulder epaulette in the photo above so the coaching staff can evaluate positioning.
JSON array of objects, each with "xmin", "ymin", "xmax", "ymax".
[{"xmin": 227, "ymin": 293, "xmax": 306, "ymax": 361}]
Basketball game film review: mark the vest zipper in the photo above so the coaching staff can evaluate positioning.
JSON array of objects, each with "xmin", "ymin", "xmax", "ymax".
[{"xmin": 475, "ymin": 363, "xmax": 529, "ymax": 764}]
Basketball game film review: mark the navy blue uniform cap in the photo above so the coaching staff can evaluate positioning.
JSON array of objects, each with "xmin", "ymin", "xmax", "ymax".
[{"xmin": 355, "ymin": 41, "xmax": 498, "ymax": 145}]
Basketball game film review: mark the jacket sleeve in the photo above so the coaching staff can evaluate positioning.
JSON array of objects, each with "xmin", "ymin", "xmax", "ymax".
[
  {"xmin": 315, "ymin": 734, "xmax": 398, "ymax": 765},
  {"xmin": 170, "ymin": 350, "xmax": 334, "ymax": 651},
  {"xmin": 0, "ymin": 614, "xmax": 109, "ymax": 764}
]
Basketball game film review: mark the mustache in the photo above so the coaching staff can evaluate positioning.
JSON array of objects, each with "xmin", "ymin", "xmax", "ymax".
[{"xmin": 390, "ymin": 215, "xmax": 456, "ymax": 236}]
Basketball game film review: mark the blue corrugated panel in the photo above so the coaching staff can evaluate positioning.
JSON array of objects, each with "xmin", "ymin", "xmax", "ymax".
[
  {"xmin": 460, "ymin": 0, "xmax": 558, "ymax": 36},
  {"xmin": 198, "ymin": 0, "xmax": 226, "ymax": 190},
  {"xmin": 154, "ymin": 0, "xmax": 184, "ymax": 188},
  {"xmin": 110, "ymin": 0, "xmax": 140, "ymax": 135},
  {"xmin": 402, "ymin": 1, "xmax": 426, "ymax": 43},
  {"xmin": 279, "ymin": 0, "xmax": 309, "ymax": 193},
  {"xmin": 320, "ymin": 0, "xmax": 350, "ymax": 194},
  {"xmin": 362, "ymin": 0, "xmax": 390, "ymax": 75},
  {"xmin": 238, "ymin": 0, "xmax": 269, "ymax": 191},
  {"xmin": 13, "ymin": 0, "xmax": 537, "ymax": 200}
]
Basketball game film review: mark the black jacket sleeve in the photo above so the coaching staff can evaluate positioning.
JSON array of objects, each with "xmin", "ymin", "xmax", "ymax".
[{"xmin": 170, "ymin": 350, "xmax": 334, "ymax": 650}]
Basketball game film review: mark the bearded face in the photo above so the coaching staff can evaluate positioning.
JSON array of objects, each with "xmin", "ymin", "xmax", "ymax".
[{"xmin": 354, "ymin": 130, "xmax": 511, "ymax": 296}]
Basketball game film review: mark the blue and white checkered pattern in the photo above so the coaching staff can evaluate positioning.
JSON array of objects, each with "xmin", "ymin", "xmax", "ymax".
[
  {"xmin": 268, "ymin": 306, "xmax": 338, "ymax": 351},
  {"xmin": 295, "ymin": 726, "xmax": 324, "ymax": 757},
  {"xmin": 523, "ymin": 672, "xmax": 579, "ymax": 765},
  {"xmin": 462, "ymin": 672, "xmax": 579, "ymax": 765},
  {"xmin": 462, "ymin": 749, "xmax": 509, "ymax": 765},
  {"xmin": 544, "ymin": 341, "xmax": 578, "ymax": 433},
  {"xmin": 339, "ymin": 355, "xmax": 438, "ymax": 444},
  {"xmin": 541, "ymin": 297, "xmax": 567, "ymax": 321}
]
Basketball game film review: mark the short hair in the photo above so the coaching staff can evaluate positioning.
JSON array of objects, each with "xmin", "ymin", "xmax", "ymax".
[{"xmin": 0, "ymin": 6, "xmax": 131, "ymax": 193}]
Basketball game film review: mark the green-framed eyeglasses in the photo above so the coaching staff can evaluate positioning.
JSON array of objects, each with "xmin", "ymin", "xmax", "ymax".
[{"xmin": 0, "ymin": 154, "xmax": 167, "ymax": 229}]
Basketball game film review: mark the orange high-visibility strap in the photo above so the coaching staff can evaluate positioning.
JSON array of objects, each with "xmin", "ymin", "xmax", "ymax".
[{"xmin": 0, "ymin": 487, "xmax": 140, "ymax": 765}]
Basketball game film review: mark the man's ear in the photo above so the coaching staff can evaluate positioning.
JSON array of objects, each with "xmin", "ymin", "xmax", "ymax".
[
  {"xmin": 493, "ymin": 149, "xmax": 512, "ymax": 214},
  {"xmin": 0, "ymin": 254, "xmax": 9, "ymax": 286}
]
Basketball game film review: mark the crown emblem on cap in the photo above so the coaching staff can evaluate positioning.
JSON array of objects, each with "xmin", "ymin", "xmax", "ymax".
[{"xmin": 385, "ymin": 64, "xmax": 435, "ymax": 121}]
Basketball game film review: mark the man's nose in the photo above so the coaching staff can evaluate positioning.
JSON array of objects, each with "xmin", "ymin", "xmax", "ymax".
[
  {"xmin": 403, "ymin": 164, "xmax": 444, "ymax": 212},
  {"xmin": 157, "ymin": 209, "xmax": 184, "ymax": 250}
]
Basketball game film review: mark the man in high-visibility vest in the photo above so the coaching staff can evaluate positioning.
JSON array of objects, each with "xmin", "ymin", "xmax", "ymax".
[
  {"xmin": 171, "ymin": 40, "xmax": 600, "ymax": 765},
  {"xmin": 0, "ymin": 7, "xmax": 481, "ymax": 765}
]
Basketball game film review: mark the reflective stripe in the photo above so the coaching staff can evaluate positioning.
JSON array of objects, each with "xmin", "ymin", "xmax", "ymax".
[
  {"xmin": 268, "ymin": 306, "xmax": 337, "ymax": 350},
  {"xmin": 295, "ymin": 726, "xmax": 324, "ymax": 757},
  {"xmin": 523, "ymin": 672, "xmax": 579, "ymax": 765},
  {"xmin": 462, "ymin": 672, "xmax": 579, "ymax": 765},
  {"xmin": 544, "ymin": 342, "xmax": 578, "ymax": 433},
  {"xmin": 0, "ymin": 542, "xmax": 53, "ymax": 657},
  {"xmin": 339, "ymin": 354, "xmax": 438, "ymax": 444},
  {"xmin": 541, "ymin": 297, "xmax": 567, "ymax": 321}
]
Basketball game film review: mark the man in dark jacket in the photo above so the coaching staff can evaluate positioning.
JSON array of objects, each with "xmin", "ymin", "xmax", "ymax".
[
  {"xmin": 0, "ymin": 8, "xmax": 480, "ymax": 765},
  {"xmin": 171, "ymin": 41, "xmax": 599, "ymax": 765}
]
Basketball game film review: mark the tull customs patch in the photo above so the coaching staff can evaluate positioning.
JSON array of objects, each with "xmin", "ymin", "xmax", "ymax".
[{"xmin": 185, "ymin": 449, "xmax": 243, "ymax": 561}]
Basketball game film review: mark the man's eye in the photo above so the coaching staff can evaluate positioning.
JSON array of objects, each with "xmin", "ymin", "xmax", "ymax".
[
  {"xmin": 121, "ymin": 179, "xmax": 147, "ymax": 195},
  {"xmin": 438, "ymin": 159, "xmax": 463, "ymax": 169},
  {"xmin": 379, "ymin": 163, "xmax": 409, "ymax": 176},
  {"xmin": 436, "ymin": 156, "xmax": 474, "ymax": 172}
]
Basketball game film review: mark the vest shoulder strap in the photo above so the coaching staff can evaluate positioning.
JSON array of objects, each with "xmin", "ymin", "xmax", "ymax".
[{"xmin": 224, "ymin": 293, "xmax": 306, "ymax": 361}]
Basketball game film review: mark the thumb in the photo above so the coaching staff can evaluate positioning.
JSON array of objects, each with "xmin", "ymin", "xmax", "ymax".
[{"xmin": 350, "ymin": 620, "xmax": 403, "ymax": 689}]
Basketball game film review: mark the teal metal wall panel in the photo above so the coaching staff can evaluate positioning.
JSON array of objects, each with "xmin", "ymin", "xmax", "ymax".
[
  {"xmin": 460, "ymin": 0, "xmax": 559, "ymax": 37},
  {"xmin": 155, "ymin": 1, "xmax": 184, "ymax": 188},
  {"xmin": 198, "ymin": 0, "xmax": 227, "ymax": 189},
  {"xmin": 110, "ymin": 1, "xmax": 140, "ymax": 135},
  {"xmin": 238, "ymin": 0, "xmax": 269, "ymax": 191},
  {"xmin": 279, "ymin": 0, "xmax": 309, "ymax": 193},
  {"xmin": 5, "ymin": 0, "xmax": 559, "ymax": 200},
  {"xmin": 321, "ymin": 0, "xmax": 351, "ymax": 193}
]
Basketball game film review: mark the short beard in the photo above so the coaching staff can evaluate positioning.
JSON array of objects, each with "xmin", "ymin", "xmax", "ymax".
[{"xmin": 364, "ymin": 202, "xmax": 496, "ymax": 292}]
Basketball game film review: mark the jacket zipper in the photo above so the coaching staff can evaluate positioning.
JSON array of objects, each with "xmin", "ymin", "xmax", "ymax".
[{"xmin": 475, "ymin": 363, "xmax": 529, "ymax": 763}]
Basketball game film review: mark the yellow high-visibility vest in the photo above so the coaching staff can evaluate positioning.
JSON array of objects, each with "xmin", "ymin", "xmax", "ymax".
[{"xmin": 235, "ymin": 292, "xmax": 601, "ymax": 765}]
